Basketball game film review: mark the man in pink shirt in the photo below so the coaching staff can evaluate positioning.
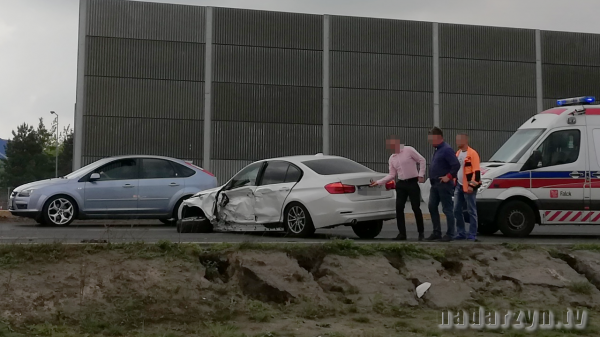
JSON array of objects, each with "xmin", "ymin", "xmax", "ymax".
[{"xmin": 370, "ymin": 135, "xmax": 426, "ymax": 241}]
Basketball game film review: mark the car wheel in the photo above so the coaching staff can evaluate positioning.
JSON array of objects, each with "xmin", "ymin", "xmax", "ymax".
[
  {"xmin": 352, "ymin": 220, "xmax": 383, "ymax": 239},
  {"xmin": 177, "ymin": 218, "xmax": 213, "ymax": 233},
  {"xmin": 497, "ymin": 200, "xmax": 536, "ymax": 237},
  {"xmin": 477, "ymin": 222, "xmax": 499, "ymax": 236},
  {"xmin": 283, "ymin": 203, "xmax": 315, "ymax": 238},
  {"xmin": 42, "ymin": 196, "xmax": 77, "ymax": 227}
]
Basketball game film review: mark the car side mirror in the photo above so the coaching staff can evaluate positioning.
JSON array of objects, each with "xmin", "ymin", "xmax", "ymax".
[{"xmin": 89, "ymin": 173, "xmax": 101, "ymax": 181}]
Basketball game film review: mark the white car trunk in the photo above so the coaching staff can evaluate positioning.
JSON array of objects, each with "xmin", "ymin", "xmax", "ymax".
[{"xmin": 335, "ymin": 172, "xmax": 394, "ymax": 201}]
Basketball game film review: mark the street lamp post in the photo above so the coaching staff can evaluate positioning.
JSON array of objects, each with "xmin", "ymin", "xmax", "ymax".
[{"xmin": 50, "ymin": 111, "xmax": 59, "ymax": 178}]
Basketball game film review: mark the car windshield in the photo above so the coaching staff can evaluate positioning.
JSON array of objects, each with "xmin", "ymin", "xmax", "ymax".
[
  {"xmin": 63, "ymin": 160, "xmax": 109, "ymax": 179},
  {"xmin": 302, "ymin": 158, "xmax": 373, "ymax": 175},
  {"xmin": 489, "ymin": 128, "xmax": 546, "ymax": 163}
]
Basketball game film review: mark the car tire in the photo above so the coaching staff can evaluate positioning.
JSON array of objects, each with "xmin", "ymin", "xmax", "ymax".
[
  {"xmin": 283, "ymin": 203, "xmax": 315, "ymax": 238},
  {"xmin": 177, "ymin": 218, "xmax": 213, "ymax": 233},
  {"xmin": 352, "ymin": 220, "xmax": 383, "ymax": 239},
  {"xmin": 42, "ymin": 195, "xmax": 78, "ymax": 227},
  {"xmin": 477, "ymin": 222, "xmax": 499, "ymax": 236},
  {"xmin": 162, "ymin": 196, "xmax": 193, "ymax": 226},
  {"xmin": 497, "ymin": 200, "xmax": 536, "ymax": 237}
]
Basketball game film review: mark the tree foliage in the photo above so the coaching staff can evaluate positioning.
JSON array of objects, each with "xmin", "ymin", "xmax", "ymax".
[{"xmin": 0, "ymin": 119, "xmax": 73, "ymax": 189}]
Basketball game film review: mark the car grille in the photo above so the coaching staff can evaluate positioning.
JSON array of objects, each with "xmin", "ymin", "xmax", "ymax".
[{"xmin": 16, "ymin": 204, "xmax": 28, "ymax": 210}]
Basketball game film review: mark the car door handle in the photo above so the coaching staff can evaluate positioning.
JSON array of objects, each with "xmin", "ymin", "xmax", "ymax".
[
  {"xmin": 123, "ymin": 184, "xmax": 134, "ymax": 188},
  {"xmin": 570, "ymin": 171, "xmax": 583, "ymax": 178},
  {"xmin": 280, "ymin": 187, "xmax": 290, "ymax": 191},
  {"xmin": 169, "ymin": 183, "xmax": 180, "ymax": 187}
]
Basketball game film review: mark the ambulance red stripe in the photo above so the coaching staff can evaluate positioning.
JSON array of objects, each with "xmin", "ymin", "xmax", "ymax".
[
  {"xmin": 548, "ymin": 211, "xmax": 561, "ymax": 222},
  {"xmin": 570, "ymin": 212, "xmax": 582, "ymax": 222},
  {"xmin": 489, "ymin": 178, "xmax": 586, "ymax": 189},
  {"xmin": 582, "ymin": 212, "xmax": 594, "ymax": 222},
  {"xmin": 559, "ymin": 211, "xmax": 573, "ymax": 222}
]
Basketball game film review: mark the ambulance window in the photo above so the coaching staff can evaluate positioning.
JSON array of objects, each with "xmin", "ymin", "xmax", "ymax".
[{"xmin": 534, "ymin": 129, "xmax": 581, "ymax": 168}]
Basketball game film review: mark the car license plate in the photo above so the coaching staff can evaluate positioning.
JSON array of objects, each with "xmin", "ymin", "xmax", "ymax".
[{"xmin": 357, "ymin": 185, "xmax": 381, "ymax": 195}]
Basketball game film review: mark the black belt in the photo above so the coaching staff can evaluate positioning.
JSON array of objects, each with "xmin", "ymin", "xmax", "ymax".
[{"xmin": 396, "ymin": 177, "xmax": 418, "ymax": 182}]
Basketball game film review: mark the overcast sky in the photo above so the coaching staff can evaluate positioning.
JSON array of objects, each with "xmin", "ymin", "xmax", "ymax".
[{"xmin": 1, "ymin": 0, "xmax": 600, "ymax": 139}]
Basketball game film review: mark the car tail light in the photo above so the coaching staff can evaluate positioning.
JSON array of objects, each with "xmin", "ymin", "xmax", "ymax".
[
  {"xmin": 186, "ymin": 162, "xmax": 215, "ymax": 177},
  {"xmin": 200, "ymin": 169, "xmax": 215, "ymax": 177},
  {"xmin": 385, "ymin": 180, "xmax": 396, "ymax": 190},
  {"xmin": 324, "ymin": 182, "xmax": 356, "ymax": 194}
]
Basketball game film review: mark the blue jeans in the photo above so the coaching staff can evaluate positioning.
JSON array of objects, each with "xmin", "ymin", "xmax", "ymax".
[
  {"xmin": 453, "ymin": 185, "xmax": 478, "ymax": 238},
  {"xmin": 428, "ymin": 181, "xmax": 455, "ymax": 237}
]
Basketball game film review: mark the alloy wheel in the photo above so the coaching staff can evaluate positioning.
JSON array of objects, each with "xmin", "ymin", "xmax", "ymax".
[
  {"xmin": 287, "ymin": 206, "xmax": 306, "ymax": 234},
  {"xmin": 48, "ymin": 198, "xmax": 74, "ymax": 225}
]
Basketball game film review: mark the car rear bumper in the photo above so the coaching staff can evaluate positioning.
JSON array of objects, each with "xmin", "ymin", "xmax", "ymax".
[{"xmin": 306, "ymin": 196, "xmax": 396, "ymax": 229}]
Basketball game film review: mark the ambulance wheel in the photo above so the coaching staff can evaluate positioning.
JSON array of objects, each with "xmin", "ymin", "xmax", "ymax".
[
  {"xmin": 477, "ymin": 222, "xmax": 499, "ymax": 236},
  {"xmin": 497, "ymin": 200, "xmax": 535, "ymax": 237}
]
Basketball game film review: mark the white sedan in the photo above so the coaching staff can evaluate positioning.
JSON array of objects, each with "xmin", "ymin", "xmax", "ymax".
[{"xmin": 177, "ymin": 154, "xmax": 397, "ymax": 238}]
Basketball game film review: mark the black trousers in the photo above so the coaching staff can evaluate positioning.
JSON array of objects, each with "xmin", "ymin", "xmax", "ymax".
[{"xmin": 395, "ymin": 178, "xmax": 425, "ymax": 236}]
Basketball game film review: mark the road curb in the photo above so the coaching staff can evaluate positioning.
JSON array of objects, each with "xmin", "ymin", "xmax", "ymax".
[{"xmin": 0, "ymin": 211, "xmax": 445, "ymax": 221}]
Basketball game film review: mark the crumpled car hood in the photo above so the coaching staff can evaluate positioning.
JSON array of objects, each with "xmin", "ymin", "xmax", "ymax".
[
  {"xmin": 192, "ymin": 185, "xmax": 223, "ymax": 198},
  {"xmin": 183, "ymin": 186, "xmax": 223, "ymax": 221}
]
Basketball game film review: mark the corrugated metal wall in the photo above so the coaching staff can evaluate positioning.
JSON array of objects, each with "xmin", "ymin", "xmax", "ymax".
[
  {"xmin": 330, "ymin": 16, "xmax": 433, "ymax": 172},
  {"xmin": 541, "ymin": 31, "xmax": 600, "ymax": 106},
  {"xmin": 82, "ymin": 0, "xmax": 205, "ymax": 166},
  {"xmin": 211, "ymin": 7, "xmax": 323, "ymax": 182},
  {"xmin": 79, "ymin": 1, "xmax": 600, "ymax": 182},
  {"xmin": 439, "ymin": 24, "xmax": 537, "ymax": 161}
]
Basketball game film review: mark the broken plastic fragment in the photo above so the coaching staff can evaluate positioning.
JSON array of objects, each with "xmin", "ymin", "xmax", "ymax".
[{"xmin": 416, "ymin": 282, "xmax": 431, "ymax": 298}]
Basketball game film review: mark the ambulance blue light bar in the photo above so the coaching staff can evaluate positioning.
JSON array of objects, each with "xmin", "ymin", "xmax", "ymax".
[{"xmin": 556, "ymin": 96, "xmax": 596, "ymax": 106}]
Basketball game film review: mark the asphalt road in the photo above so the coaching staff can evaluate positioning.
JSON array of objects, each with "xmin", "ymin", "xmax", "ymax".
[{"xmin": 3, "ymin": 218, "xmax": 600, "ymax": 244}]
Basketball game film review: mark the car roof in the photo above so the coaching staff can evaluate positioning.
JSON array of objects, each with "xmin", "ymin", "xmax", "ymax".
[{"xmin": 104, "ymin": 155, "xmax": 188, "ymax": 163}]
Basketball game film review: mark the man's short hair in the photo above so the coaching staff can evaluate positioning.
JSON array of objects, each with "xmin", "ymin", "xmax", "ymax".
[
  {"xmin": 387, "ymin": 135, "xmax": 399, "ymax": 140},
  {"xmin": 428, "ymin": 127, "xmax": 443, "ymax": 137},
  {"xmin": 457, "ymin": 133, "xmax": 469, "ymax": 138}
]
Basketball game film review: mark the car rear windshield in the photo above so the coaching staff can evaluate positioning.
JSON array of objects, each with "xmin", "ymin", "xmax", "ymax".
[{"xmin": 302, "ymin": 158, "xmax": 373, "ymax": 175}]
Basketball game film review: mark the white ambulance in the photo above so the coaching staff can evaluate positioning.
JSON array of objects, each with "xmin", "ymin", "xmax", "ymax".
[{"xmin": 477, "ymin": 96, "xmax": 600, "ymax": 237}]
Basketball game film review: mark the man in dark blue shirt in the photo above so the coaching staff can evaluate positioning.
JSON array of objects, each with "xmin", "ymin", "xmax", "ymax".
[{"xmin": 425, "ymin": 127, "xmax": 460, "ymax": 242}]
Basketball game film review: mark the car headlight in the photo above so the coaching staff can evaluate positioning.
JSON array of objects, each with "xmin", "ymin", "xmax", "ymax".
[
  {"xmin": 477, "ymin": 179, "xmax": 492, "ymax": 194},
  {"xmin": 18, "ymin": 189, "xmax": 35, "ymax": 197}
]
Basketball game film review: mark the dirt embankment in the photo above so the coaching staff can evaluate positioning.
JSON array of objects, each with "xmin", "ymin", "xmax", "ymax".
[{"xmin": 1, "ymin": 241, "xmax": 600, "ymax": 337}]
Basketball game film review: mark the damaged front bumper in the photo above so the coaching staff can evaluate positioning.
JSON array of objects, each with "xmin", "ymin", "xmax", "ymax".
[{"xmin": 179, "ymin": 186, "xmax": 261, "ymax": 227}]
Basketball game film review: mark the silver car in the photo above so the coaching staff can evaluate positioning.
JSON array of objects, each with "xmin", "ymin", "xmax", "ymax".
[{"xmin": 8, "ymin": 155, "xmax": 218, "ymax": 226}]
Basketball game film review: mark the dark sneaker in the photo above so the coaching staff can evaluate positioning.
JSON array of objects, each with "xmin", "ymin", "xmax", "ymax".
[
  {"xmin": 453, "ymin": 235, "xmax": 467, "ymax": 241},
  {"xmin": 425, "ymin": 234, "xmax": 441, "ymax": 241},
  {"xmin": 440, "ymin": 235, "xmax": 453, "ymax": 242},
  {"xmin": 395, "ymin": 234, "xmax": 407, "ymax": 241},
  {"xmin": 467, "ymin": 235, "xmax": 477, "ymax": 241},
  {"xmin": 418, "ymin": 233, "xmax": 424, "ymax": 241}
]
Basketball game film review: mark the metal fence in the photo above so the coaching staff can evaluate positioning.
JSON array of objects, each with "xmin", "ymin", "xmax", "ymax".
[{"xmin": 75, "ymin": 0, "xmax": 600, "ymax": 183}]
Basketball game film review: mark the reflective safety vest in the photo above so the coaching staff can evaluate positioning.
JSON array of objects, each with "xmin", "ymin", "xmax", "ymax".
[{"xmin": 456, "ymin": 147, "xmax": 481, "ymax": 192}]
